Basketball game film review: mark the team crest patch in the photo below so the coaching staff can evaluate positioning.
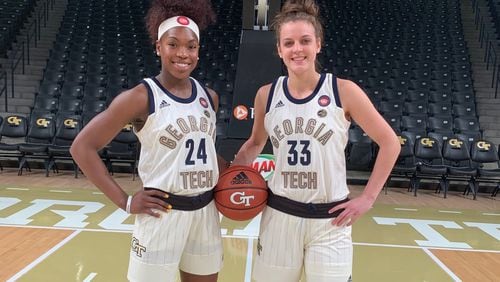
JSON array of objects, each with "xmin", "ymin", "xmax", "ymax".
[
  {"xmin": 204, "ymin": 110, "xmax": 210, "ymax": 118},
  {"xmin": 318, "ymin": 95, "xmax": 330, "ymax": 107},
  {"xmin": 199, "ymin": 97, "xmax": 209, "ymax": 108},
  {"xmin": 317, "ymin": 109, "xmax": 327, "ymax": 117}
]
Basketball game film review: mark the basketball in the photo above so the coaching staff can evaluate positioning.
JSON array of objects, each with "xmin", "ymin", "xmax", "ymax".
[{"xmin": 214, "ymin": 165, "xmax": 268, "ymax": 221}]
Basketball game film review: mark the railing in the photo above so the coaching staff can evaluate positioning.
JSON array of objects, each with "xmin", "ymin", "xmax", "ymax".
[
  {"xmin": 26, "ymin": 18, "xmax": 38, "ymax": 65},
  {"xmin": 0, "ymin": 71, "xmax": 8, "ymax": 111},
  {"xmin": 10, "ymin": 42, "xmax": 26, "ymax": 98},
  {"xmin": 9, "ymin": 0, "xmax": 52, "ymax": 100},
  {"xmin": 485, "ymin": 40, "xmax": 497, "ymax": 88},
  {"xmin": 496, "ymin": 69, "xmax": 500, "ymax": 98},
  {"xmin": 473, "ymin": 0, "xmax": 500, "ymax": 98}
]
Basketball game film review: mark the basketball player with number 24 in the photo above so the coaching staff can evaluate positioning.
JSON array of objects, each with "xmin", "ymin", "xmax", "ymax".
[
  {"xmin": 231, "ymin": 0, "xmax": 400, "ymax": 281},
  {"xmin": 71, "ymin": 1, "xmax": 229, "ymax": 281}
]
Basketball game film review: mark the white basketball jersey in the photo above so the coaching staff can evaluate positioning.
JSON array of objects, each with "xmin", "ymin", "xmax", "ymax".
[
  {"xmin": 135, "ymin": 77, "xmax": 218, "ymax": 195},
  {"xmin": 264, "ymin": 73, "xmax": 351, "ymax": 203}
]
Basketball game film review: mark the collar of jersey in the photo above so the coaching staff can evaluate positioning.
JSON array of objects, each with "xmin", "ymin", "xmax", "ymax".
[
  {"xmin": 151, "ymin": 77, "xmax": 197, "ymax": 104},
  {"xmin": 283, "ymin": 73, "xmax": 326, "ymax": 104}
]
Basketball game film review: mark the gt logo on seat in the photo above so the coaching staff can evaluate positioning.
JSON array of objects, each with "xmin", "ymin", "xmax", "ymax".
[
  {"xmin": 64, "ymin": 119, "xmax": 78, "ymax": 128},
  {"xmin": 449, "ymin": 139, "xmax": 463, "ymax": 148},
  {"xmin": 36, "ymin": 118, "xmax": 50, "ymax": 127},
  {"xmin": 420, "ymin": 138, "xmax": 434, "ymax": 147},
  {"xmin": 476, "ymin": 141, "xmax": 491, "ymax": 151},
  {"xmin": 230, "ymin": 192, "xmax": 255, "ymax": 206},
  {"xmin": 398, "ymin": 136, "xmax": 407, "ymax": 145},
  {"xmin": 7, "ymin": 116, "xmax": 22, "ymax": 125}
]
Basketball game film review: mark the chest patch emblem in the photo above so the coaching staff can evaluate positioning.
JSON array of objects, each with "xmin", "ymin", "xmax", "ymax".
[
  {"xmin": 199, "ymin": 97, "xmax": 209, "ymax": 108},
  {"xmin": 317, "ymin": 109, "xmax": 327, "ymax": 117},
  {"xmin": 318, "ymin": 95, "xmax": 330, "ymax": 107}
]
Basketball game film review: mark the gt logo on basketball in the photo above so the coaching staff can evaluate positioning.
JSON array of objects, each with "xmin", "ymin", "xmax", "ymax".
[{"xmin": 230, "ymin": 192, "xmax": 255, "ymax": 206}]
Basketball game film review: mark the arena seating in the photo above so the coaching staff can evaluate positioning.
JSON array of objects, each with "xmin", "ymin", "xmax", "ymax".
[
  {"xmin": 0, "ymin": 0, "xmax": 498, "ymax": 196},
  {"xmin": 0, "ymin": 0, "xmax": 37, "ymax": 57}
]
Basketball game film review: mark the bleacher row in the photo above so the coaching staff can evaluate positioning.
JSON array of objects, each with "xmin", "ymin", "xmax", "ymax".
[
  {"xmin": 317, "ymin": 0, "xmax": 481, "ymax": 147},
  {"xmin": 0, "ymin": 0, "xmax": 36, "ymax": 57},
  {"xmin": 387, "ymin": 134, "xmax": 500, "ymax": 198},
  {"xmin": 0, "ymin": 113, "xmax": 136, "ymax": 178},
  {"xmin": 0, "ymin": 0, "xmax": 499, "ymax": 198},
  {"xmin": 0, "ymin": 0, "xmax": 242, "ymax": 176},
  {"xmin": 32, "ymin": 0, "xmax": 240, "ymax": 132}
]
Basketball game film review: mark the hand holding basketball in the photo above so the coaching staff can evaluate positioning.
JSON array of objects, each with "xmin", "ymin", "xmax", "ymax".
[{"xmin": 214, "ymin": 165, "xmax": 268, "ymax": 221}]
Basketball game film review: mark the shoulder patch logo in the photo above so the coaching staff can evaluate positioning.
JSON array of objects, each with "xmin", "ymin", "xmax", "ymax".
[
  {"xmin": 318, "ymin": 95, "xmax": 331, "ymax": 107},
  {"xmin": 160, "ymin": 100, "xmax": 170, "ymax": 109},
  {"xmin": 317, "ymin": 109, "xmax": 327, "ymax": 117},
  {"xmin": 275, "ymin": 100, "xmax": 285, "ymax": 108},
  {"xmin": 199, "ymin": 97, "xmax": 209, "ymax": 108}
]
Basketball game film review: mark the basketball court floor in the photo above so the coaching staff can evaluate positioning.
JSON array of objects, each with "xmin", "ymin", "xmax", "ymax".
[{"xmin": 1, "ymin": 169, "xmax": 499, "ymax": 282}]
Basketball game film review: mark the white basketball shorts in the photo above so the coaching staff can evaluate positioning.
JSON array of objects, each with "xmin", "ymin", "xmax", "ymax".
[
  {"xmin": 253, "ymin": 206, "xmax": 352, "ymax": 282},
  {"xmin": 127, "ymin": 201, "xmax": 223, "ymax": 282}
]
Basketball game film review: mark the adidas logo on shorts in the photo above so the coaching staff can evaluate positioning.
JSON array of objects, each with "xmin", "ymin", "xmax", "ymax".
[{"xmin": 230, "ymin": 172, "xmax": 252, "ymax": 185}]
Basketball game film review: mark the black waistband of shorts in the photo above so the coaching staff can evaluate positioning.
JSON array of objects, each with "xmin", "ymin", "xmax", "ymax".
[
  {"xmin": 144, "ymin": 188, "xmax": 213, "ymax": 211},
  {"xmin": 267, "ymin": 189, "xmax": 349, "ymax": 218}
]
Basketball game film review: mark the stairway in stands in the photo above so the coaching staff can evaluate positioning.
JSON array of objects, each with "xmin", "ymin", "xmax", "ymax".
[{"xmin": 0, "ymin": 0, "xmax": 67, "ymax": 116}]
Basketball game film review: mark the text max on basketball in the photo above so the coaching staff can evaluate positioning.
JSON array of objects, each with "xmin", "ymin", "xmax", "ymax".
[{"xmin": 1, "ymin": 197, "xmax": 499, "ymax": 247}]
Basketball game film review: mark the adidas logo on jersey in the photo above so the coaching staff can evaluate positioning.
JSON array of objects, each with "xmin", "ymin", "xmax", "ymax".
[
  {"xmin": 230, "ymin": 172, "xmax": 252, "ymax": 185},
  {"xmin": 160, "ymin": 100, "xmax": 170, "ymax": 108},
  {"xmin": 275, "ymin": 100, "xmax": 285, "ymax": 108}
]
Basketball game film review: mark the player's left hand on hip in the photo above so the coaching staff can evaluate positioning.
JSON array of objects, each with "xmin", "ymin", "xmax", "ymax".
[{"xmin": 329, "ymin": 195, "xmax": 373, "ymax": 227}]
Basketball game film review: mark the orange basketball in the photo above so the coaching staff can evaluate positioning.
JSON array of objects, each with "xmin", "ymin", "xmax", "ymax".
[{"xmin": 214, "ymin": 165, "xmax": 268, "ymax": 221}]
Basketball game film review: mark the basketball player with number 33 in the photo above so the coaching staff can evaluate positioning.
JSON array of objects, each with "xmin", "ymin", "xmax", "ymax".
[{"xmin": 231, "ymin": 0, "xmax": 400, "ymax": 281}]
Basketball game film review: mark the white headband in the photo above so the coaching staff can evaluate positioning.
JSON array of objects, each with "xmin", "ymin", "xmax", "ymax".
[{"xmin": 158, "ymin": 16, "xmax": 200, "ymax": 41}]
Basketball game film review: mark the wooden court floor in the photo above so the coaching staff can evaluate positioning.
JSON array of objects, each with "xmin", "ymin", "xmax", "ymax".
[{"xmin": 1, "ymin": 168, "xmax": 499, "ymax": 282}]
